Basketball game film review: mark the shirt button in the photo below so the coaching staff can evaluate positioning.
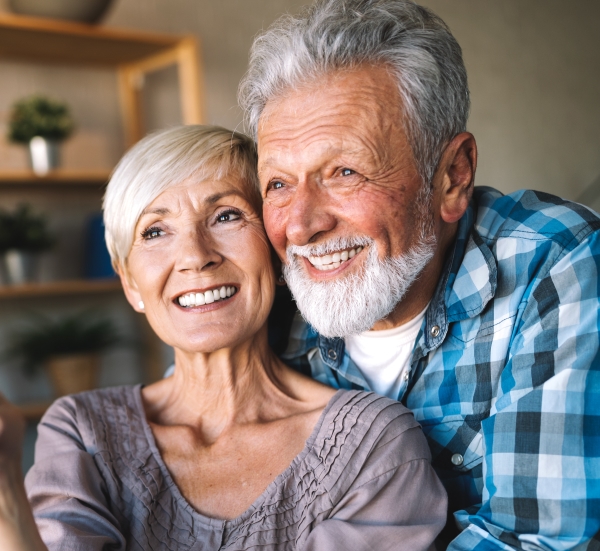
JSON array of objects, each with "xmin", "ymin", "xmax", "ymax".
[
  {"xmin": 430, "ymin": 325, "xmax": 440, "ymax": 337},
  {"xmin": 451, "ymin": 453, "xmax": 464, "ymax": 466},
  {"xmin": 403, "ymin": 371, "xmax": 409, "ymax": 381},
  {"xmin": 327, "ymin": 349, "xmax": 337, "ymax": 361}
]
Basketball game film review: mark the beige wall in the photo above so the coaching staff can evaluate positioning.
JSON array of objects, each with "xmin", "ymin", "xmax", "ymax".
[
  {"xmin": 427, "ymin": 0, "xmax": 600, "ymax": 202},
  {"xmin": 1, "ymin": 0, "xmax": 599, "ymax": 201}
]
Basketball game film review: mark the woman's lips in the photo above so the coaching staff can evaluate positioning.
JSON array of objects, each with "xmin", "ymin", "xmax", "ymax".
[{"xmin": 176, "ymin": 285, "xmax": 237, "ymax": 307}]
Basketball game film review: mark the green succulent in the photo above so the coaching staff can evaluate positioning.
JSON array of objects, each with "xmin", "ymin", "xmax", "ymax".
[
  {"xmin": 8, "ymin": 96, "xmax": 74, "ymax": 143},
  {"xmin": 0, "ymin": 205, "xmax": 55, "ymax": 253},
  {"xmin": 6, "ymin": 311, "xmax": 122, "ymax": 375}
]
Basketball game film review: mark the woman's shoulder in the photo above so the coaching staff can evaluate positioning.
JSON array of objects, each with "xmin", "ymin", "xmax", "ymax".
[
  {"xmin": 309, "ymin": 390, "xmax": 431, "ymax": 487},
  {"xmin": 40, "ymin": 385, "xmax": 143, "ymax": 454},
  {"xmin": 44, "ymin": 384, "xmax": 141, "ymax": 420},
  {"xmin": 321, "ymin": 389, "xmax": 425, "ymax": 446}
]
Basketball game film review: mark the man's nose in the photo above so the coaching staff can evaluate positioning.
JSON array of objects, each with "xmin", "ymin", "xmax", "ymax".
[{"xmin": 285, "ymin": 182, "xmax": 337, "ymax": 246}]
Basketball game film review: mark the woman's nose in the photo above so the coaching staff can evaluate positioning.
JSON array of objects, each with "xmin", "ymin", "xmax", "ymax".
[
  {"xmin": 285, "ymin": 182, "xmax": 337, "ymax": 246},
  {"xmin": 176, "ymin": 230, "xmax": 222, "ymax": 273}
]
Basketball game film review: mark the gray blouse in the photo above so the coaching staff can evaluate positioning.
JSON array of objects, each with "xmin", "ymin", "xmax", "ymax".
[{"xmin": 25, "ymin": 386, "xmax": 447, "ymax": 550}]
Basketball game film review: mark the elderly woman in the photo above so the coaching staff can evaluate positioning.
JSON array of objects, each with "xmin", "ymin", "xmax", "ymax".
[{"xmin": 0, "ymin": 125, "xmax": 446, "ymax": 551}]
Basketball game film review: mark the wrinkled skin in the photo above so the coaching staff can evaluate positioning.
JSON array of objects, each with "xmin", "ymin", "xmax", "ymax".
[{"xmin": 258, "ymin": 65, "xmax": 477, "ymax": 329}]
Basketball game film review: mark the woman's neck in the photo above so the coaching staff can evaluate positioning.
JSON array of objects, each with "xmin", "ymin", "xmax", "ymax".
[{"xmin": 142, "ymin": 327, "xmax": 300, "ymax": 443}]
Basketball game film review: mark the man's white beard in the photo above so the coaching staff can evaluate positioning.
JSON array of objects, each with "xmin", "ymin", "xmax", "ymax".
[{"xmin": 283, "ymin": 231, "xmax": 436, "ymax": 339}]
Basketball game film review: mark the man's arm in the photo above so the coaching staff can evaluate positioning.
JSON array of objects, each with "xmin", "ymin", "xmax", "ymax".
[{"xmin": 449, "ymin": 231, "xmax": 600, "ymax": 550}]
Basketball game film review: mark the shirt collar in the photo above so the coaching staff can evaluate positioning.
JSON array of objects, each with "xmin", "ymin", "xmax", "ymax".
[{"xmin": 414, "ymin": 195, "xmax": 497, "ymax": 358}]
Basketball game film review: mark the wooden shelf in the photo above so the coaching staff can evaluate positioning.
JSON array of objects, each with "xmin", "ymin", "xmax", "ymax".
[
  {"xmin": 0, "ymin": 12, "xmax": 204, "ymax": 147},
  {"xmin": 0, "ymin": 278, "xmax": 121, "ymax": 299},
  {"xmin": 0, "ymin": 12, "xmax": 181, "ymax": 66},
  {"xmin": 0, "ymin": 169, "xmax": 110, "ymax": 188}
]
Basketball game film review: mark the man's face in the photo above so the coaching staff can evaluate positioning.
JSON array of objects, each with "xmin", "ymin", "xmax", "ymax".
[{"xmin": 257, "ymin": 66, "xmax": 438, "ymax": 335}]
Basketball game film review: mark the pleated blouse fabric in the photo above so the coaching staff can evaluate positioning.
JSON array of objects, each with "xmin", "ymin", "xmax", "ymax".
[{"xmin": 25, "ymin": 385, "xmax": 447, "ymax": 551}]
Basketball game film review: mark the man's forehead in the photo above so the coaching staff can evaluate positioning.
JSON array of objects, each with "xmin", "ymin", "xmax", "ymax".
[{"xmin": 259, "ymin": 67, "xmax": 401, "ymax": 128}]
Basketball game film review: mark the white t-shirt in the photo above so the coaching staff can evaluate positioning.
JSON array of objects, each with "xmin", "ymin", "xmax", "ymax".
[{"xmin": 345, "ymin": 305, "xmax": 428, "ymax": 399}]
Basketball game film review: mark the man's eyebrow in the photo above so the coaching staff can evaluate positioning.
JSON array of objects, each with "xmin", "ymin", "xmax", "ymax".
[{"xmin": 259, "ymin": 147, "xmax": 350, "ymax": 168}]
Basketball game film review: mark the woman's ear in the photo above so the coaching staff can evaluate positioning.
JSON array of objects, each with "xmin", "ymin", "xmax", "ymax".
[
  {"xmin": 436, "ymin": 132, "xmax": 477, "ymax": 224},
  {"xmin": 117, "ymin": 265, "xmax": 145, "ymax": 313}
]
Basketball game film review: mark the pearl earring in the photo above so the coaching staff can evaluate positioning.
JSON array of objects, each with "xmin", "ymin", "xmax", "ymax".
[{"xmin": 138, "ymin": 300, "xmax": 145, "ymax": 310}]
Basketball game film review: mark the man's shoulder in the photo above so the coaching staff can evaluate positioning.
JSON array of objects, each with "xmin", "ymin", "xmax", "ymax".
[{"xmin": 473, "ymin": 187, "xmax": 600, "ymax": 251}]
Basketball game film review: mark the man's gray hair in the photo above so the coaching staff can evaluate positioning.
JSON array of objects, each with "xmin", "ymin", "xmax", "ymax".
[{"xmin": 239, "ymin": 0, "xmax": 469, "ymax": 185}]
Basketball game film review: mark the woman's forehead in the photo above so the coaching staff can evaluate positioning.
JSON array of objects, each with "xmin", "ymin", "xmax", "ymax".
[{"xmin": 142, "ymin": 177, "xmax": 257, "ymax": 214}]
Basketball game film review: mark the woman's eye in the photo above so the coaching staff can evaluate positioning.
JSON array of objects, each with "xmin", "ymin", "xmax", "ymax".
[
  {"xmin": 341, "ymin": 168, "xmax": 355, "ymax": 177},
  {"xmin": 216, "ymin": 209, "xmax": 242, "ymax": 223},
  {"xmin": 141, "ymin": 227, "xmax": 165, "ymax": 240}
]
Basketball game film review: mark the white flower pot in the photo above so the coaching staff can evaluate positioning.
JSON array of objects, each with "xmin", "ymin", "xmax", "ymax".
[
  {"xmin": 3, "ymin": 250, "xmax": 41, "ymax": 285},
  {"xmin": 28, "ymin": 137, "xmax": 60, "ymax": 176}
]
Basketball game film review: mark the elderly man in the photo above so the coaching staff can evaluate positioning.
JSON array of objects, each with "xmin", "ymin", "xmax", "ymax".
[{"xmin": 239, "ymin": 0, "xmax": 600, "ymax": 549}]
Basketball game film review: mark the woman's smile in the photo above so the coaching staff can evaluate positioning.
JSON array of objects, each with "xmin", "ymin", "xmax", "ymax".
[{"xmin": 175, "ymin": 284, "xmax": 239, "ymax": 308}]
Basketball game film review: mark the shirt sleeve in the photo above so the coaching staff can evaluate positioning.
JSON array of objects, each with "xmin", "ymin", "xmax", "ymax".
[
  {"xmin": 448, "ymin": 230, "xmax": 600, "ymax": 550},
  {"xmin": 302, "ymin": 423, "xmax": 448, "ymax": 551},
  {"xmin": 24, "ymin": 397, "xmax": 126, "ymax": 551}
]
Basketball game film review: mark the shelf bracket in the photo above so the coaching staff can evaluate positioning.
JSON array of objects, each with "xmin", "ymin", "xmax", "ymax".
[{"xmin": 117, "ymin": 36, "xmax": 204, "ymax": 149}]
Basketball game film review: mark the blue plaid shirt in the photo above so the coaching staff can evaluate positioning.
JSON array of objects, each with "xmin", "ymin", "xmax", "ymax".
[{"xmin": 280, "ymin": 187, "xmax": 600, "ymax": 550}]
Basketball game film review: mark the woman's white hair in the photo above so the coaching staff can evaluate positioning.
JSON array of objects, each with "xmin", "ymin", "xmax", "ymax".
[
  {"xmin": 238, "ymin": 0, "xmax": 469, "ymax": 186},
  {"xmin": 103, "ymin": 125, "xmax": 258, "ymax": 271}
]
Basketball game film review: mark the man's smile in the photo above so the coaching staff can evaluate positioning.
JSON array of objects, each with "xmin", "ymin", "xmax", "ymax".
[{"xmin": 307, "ymin": 245, "xmax": 364, "ymax": 271}]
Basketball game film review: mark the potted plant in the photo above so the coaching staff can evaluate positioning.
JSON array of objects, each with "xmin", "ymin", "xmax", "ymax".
[
  {"xmin": 7, "ymin": 95, "xmax": 75, "ymax": 175},
  {"xmin": 6, "ymin": 311, "xmax": 121, "ymax": 397},
  {"xmin": 0, "ymin": 204, "xmax": 55, "ymax": 285}
]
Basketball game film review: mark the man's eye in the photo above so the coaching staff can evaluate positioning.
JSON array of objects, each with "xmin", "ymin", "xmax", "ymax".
[
  {"xmin": 268, "ymin": 181, "xmax": 285, "ymax": 191},
  {"xmin": 141, "ymin": 227, "xmax": 165, "ymax": 240},
  {"xmin": 216, "ymin": 209, "xmax": 241, "ymax": 223},
  {"xmin": 341, "ymin": 168, "xmax": 355, "ymax": 177}
]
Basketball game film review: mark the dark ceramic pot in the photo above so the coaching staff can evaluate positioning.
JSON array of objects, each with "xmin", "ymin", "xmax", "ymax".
[{"xmin": 8, "ymin": 0, "xmax": 115, "ymax": 24}]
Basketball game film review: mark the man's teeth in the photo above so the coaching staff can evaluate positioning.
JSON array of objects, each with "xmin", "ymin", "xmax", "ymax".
[
  {"xmin": 307, "ymin": 246, "xmax": 363, "ymax": 271},
  {"xmin": 177, "ymin": 286, "xmax": 237, "ymax": 307}
]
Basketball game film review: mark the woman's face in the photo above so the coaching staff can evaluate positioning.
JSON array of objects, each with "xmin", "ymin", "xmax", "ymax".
[{"xmin": 121, "ymin": 175, "xmax": 275, "ymax": 354}]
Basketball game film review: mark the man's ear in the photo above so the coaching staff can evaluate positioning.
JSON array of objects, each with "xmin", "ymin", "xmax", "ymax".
[
  {"xmin": 117, "ymin": 265, "xmax": 145, "ymax": 313},
  {"xmin": 436, "ymin": 132, "xmax": 477, "ymax": 224}
]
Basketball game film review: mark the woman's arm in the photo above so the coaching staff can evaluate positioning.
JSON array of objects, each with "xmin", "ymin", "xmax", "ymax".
[
  {"xmin": 303, "ymin": 457, "xmax": 447, "ymax": 551},
  {"xmin": 24, "ymin": 395, "xmax": 126, "ymax": 551},
  {"xmin": 0, "ymin": 394, "xmax": 47, "ymax": 551},
  {"xmin": 302, "ymin": 417, "xmax": 447, "ymax": 551}
]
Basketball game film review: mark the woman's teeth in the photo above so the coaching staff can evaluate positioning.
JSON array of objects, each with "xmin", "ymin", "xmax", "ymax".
[
  {"xmin": 178, "ymin": 286, "xmax": 236, "ymax": 307},
  {"xmin": 307, "ymin": 246, "xmax": 363, "ymax": 271}
]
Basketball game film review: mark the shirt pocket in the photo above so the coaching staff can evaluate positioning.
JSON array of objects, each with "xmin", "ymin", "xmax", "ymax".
[{"xmin": 449, "ymin": 314, "xmax": 516, "ymax": 345}]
